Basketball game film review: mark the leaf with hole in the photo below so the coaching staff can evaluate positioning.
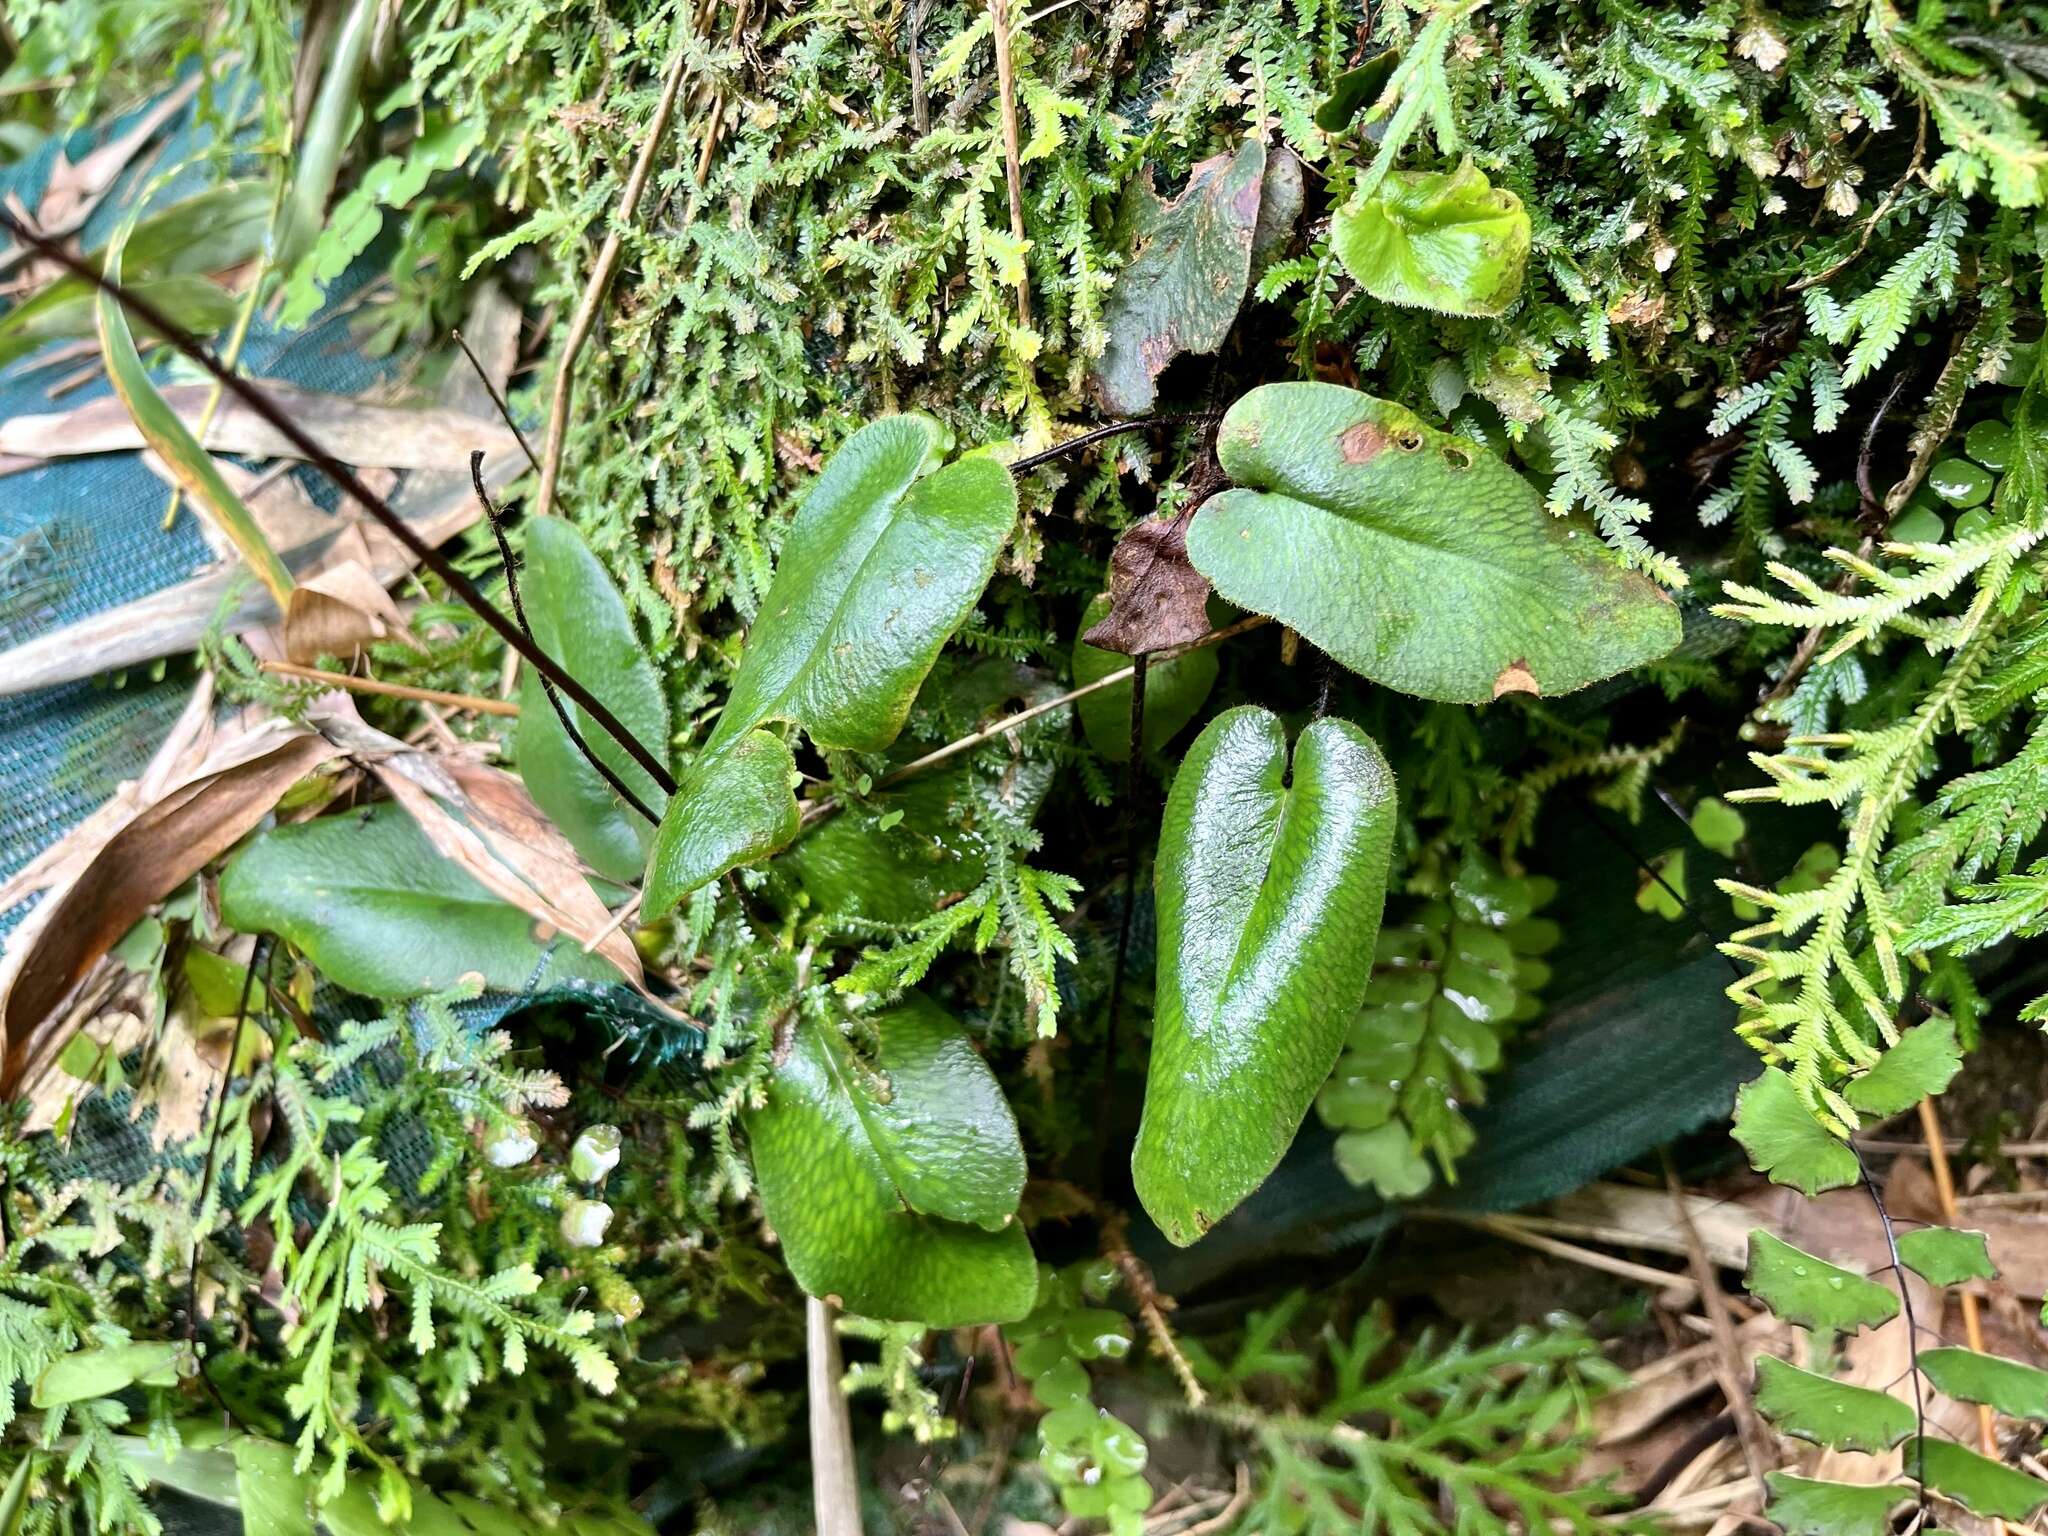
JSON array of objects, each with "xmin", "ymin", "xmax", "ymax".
[
  {"xmin": 1744, "ymin": 1230, "xmax": 1899, "ymax": 1332},
  {"xmin": 1333, "ymin": 159, "xmax": 1531, "ymax": 318},
  {"xmin": 1073, "ymin": 594, "xmax": 1217, "ymax": 762},
  {"xmin": 744, "ymin": 995, "xmax": 1035, "ymax": 1323},
  {"xmin": 516, "ymin": 518, "xmax": 671, "ymax": 882},
  {"xmin": 1842, "ymin": 1016, "xmax": 1962, "ymax": 1116},
  {"xmin": 1912, "ymin": 1437, "xmax": 2048, "ymax": 1521},
  {"xmin": 1921, "ymin": 1348, "xmax": 2048, "ymax": 1418},
  {"xmin": 1134, "ymin": 706, "xmax": 1396, "ymax": 1246},
  {"xmin": 1732, "ymin": 1066, "xmax": 1860, "ymax": 1194},
  {"xmin": 1765, "ymin": 1474, "xmax": 1907, "ymax": 1536},
  {"xmin": 1753, "ymin": 1356, "xmax": 1915, "ymax": 1452},
  {"xmin": 1187, "ymin": 383, "xmax": 1681, "ymax": 703},
  {"xmin": 1897, "ymin": 1225, "xmax": 1996, "ymax": 1286},
  {"xmin": 220, "ymin": 805, "xmax": 622, "ymax": 998},
  {"xmin": 1093, "ymin": 138, "xmax": 1265, "ymax": 414}
]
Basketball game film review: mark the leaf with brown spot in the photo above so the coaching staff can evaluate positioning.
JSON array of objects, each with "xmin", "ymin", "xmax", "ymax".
[
  {"xmin": 1492, "ymin": 659, "xmax": 1540, "ymax": 699},
  {"xmin": 1093, "ymin": 139, "xmax": 1267, "ymax": 414},
  {"xmin": 1080, "ymin": 516, "xmax": 1213, "ymax": 655}
]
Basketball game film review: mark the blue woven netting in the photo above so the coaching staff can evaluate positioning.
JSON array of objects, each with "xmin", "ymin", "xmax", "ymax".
[{"xmin": 0, "ymin": 76, "xmax": 407, "ymax": 936}]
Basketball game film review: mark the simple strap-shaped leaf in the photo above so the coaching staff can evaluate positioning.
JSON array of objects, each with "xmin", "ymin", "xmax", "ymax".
[
  {"xmin": 642, "ymin": 733, "xmax": 799, "ymax": 918},
  {"xmin": 220, "ymin": 806, "xmax": 621, "ymax": 998},
  {"xmin": 1134, "ymin": 707, "xmax": 1396, "ymax": 1246},
  {"xmin": 33, "ymin": 1342, "xmax": 181, "ymax": 1407},
  {"xmin": 645, "ymin": 416, "xmax": 1015, "ymax": 912},
  {"xmin": 1754, "ymin": 1356, "xmax": 1915, "ymax": 1452},
  {"xmin": 1843, "ymin": 1016, "xmax": 1962, "ymax": 1115},
  {"xmin": 1188, "ymin": 383, "xmax": 1681, "ymax": 704},
  {"xmin": 1073, "ymin": 592, "xmax": 1217, "ymax": 762},
  {"xmin": 98, "ymin": 218, "xmax": 293, "ymax": 606},
  {"xmin": 1733, "ymin": 1066, "xmax": 1861, "ymax": 1194},
  {"xmin": 1332, "ymin": 160, "xmax": 1532, "ymax": 318},
  {"xmin": 744, "ymin": 996, "xmax": 1035, "ymax": 1324},
  {"xmin": 1897, "ymin": 1225, "xmax": 1997, "ymax": 1286},
  {"xmin": 1912, "ymin": 1436, "xmax": 2048, "ymax": 1521},
  {"xmin": 517, "ymin": 518, "xmax": 671, "ymax": 882},
  {"xmin": 1093, "ymin": 139, "xmax": 1265, "ymax": 414},
  {"xmin": 1745, "ymin": 1230, "xmax": 1899, "ymax": 1332},
  {"xmin": 1921, "ymin": 1348, "xmax": 2048, "ymax": 1418},
  {"xmin": 1766, "ymin": 1474, "xmax": 1908, "ymax": 1536}
]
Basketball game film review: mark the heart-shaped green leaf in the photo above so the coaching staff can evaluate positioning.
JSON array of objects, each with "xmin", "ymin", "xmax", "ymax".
[
  {"xmin": 517, "ymin": 518, "xmax": 671, "ymax": 882},
  {"xmin": 1189, "ymin": 384, "xmax": 1680, "ymax": 703},
  {"xmin": 1073, "ymin": 593, "xmax": 1218, "ymax": 761},
  {"xmin": 1333, "ymin": 159, "xmax": 1531, "ymax": 318},
  {"xmin": 220, "ymin": 806, "xmax": 622, "ymax": 998},
  {"xmin": 1733, "ymin": 1066, "xmax": 1860, "ymax": 1194},
  {"xmin": 642, "ymin": 731, "xmax": 798, "ymax": 916},
  {"xmin": 1094, "ymin": 139, "xmax": 1266, "ymax": 414},
  {"xmin": 644, "ymin": 417, "xmax": 1015, "ymax": 914},
  {"xmin": 708, "ymin": 416, "xmax": 1016, "ymax": 759},
  {"xmin": 1134, "ymin": 706, "xmax": 1396, "ymax": 1246},
  {"xmin": 745, "ymin": 995, "xmax": 1035, "ymax": 1323}
]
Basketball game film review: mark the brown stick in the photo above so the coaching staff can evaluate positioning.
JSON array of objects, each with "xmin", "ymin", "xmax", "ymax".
[
  {"xmin": 807, "ymin": 1296, "xmax": 863, "ymax": 1536},
  {"xmin": 533, "ymin": 41, "xmax": 695, "ymax": 519},
  {"xmin": 260, "ymin": 660, "xmax": 521, "ymax": 716},
  {"xmin": 1665, "ymin": 1163, "xmax": 1774, "ymax": 1501},
  {"xmin": 1918, "ymin": 1094, "xmax": 2005, "ymax": 1521},
  {"xmin": 988, "ymin": 0, "xmax": 1031, "ymax": 327}
]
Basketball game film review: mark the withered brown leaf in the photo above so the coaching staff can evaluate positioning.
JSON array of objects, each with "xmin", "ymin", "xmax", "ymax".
[{"xmin": 1081, "ymin": 514, "xmax": 1213, "ymax": 655}]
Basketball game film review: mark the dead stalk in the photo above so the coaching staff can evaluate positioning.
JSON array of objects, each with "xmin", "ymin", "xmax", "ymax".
[{"xmin": 260, "ymin": 660, "xmax": 521, "ymax": 717}]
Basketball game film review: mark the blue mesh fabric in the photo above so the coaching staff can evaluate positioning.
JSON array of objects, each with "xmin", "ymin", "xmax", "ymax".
[{"xmin": 0, "ymin": 80, "xmax": 407, "ymax": 935}]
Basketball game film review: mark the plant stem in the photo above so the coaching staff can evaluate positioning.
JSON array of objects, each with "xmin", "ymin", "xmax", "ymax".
[
  {"xmin": 533, "ymin": 40, "xmax": 695, "ymax": 520},
  {"xmin": 259, "ymin": 660, "xmax": 521, "ymax": 716}
]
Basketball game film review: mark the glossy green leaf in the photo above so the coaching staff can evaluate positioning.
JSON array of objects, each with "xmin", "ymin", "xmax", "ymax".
[
  {"xmin": 644, "ymin": 417, "xmax": 1013, "ymax": 913},
  {"xmin": 1897, "ymin": 1225, "xmax": 1997, "ymax": 1286},
  {"xmin": 220, "ymin": 805, "xmax": 622, "ymax": 998},
  {"xmin": 1921, "ymin": 1347, "xmax": 2048, "ymax": 1418},
  {"xmin": 97, "ymin": 221, "xmax": 293, "ymax": 607},
  {"xmin": 516, "ymin": 518, "xmax": 671, "ymax": 882},
  {"xmin": 1072, "ymin": 593, "xmax": 1218, "ymax": 761},
  {"xmin": 1843, "ymin": 1017, "xmax": 1962, "ymax": 1116},
  {"xmin": 1188, "ymin": 383, "xmax": 1681, "ymax": 703},
  {"xmin": 33, "ymin": 1341, "xmax": 181, "ymax": 1407},
  {"xmin": 744, "ymin": 996, "xmax": 1035, "ymax": 1323},
  {"xmin": 1315, "ymin": 52, "xmax": 1397, "ymax": 133},
  {"xmin": 1333, "ymin": 160, "xmax": 1531, "ymax": 318},
  {"xmin": 706, "ymin": 416, "xmax": 1016, "ymax": 759},
  {"xmin": 1134, "ymin": 707, "xmax": 1397, "ymax": 1246},
  {"xmin": 642, "ymin": 731, "xmax": 799, "ymax": 914},
  {"xmin": 1746, "ymin": 1229, "xmax": 1898, "ymax": 1332},
  {"xmin": 1094, "ymin": 138, "xmax": 1265, "ymax": 413},
  {"xmin": 1766, "ymin": 1473, "xmax": 1907, "ymax": 1536},
  {"xmin": 1732, "ymin": 1067, "xmax": 1860, "ymax": 1194},
  {"xmin": 0, "ymin": 1457, "xmax": 29, "ymax": 1536},
  {"xmin": 1912, "ymin": 1437, "xmax": 2048, "ymax": 1521},
  {"xmin": 1753, "ymin": 1356, "xmax": 1915, "ymax": 1452}
]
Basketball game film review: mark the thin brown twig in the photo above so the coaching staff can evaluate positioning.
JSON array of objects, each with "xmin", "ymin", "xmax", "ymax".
[
  {"xmin": 1664, "ymin": 1161, "xmax": 1774, "ymax": 1501},
  {"xmin": 1102, "ymin": 1211, "xmax": 1204, "ymax": 1407},
  {"xmin": 453, "ymin": 327, "xmax": 541, "ymax": 473},
  {"xmin": 260, "ymin": 659, "xmax": 521, "ymax": 716},
  {"xmin": 0, "ymin": 206, "xmax": 679, "ymax": 798},
  {"xmin": 988, "ymin": 0, "xmax": 1031, "ymax": 327},
  {"xmin": 533, "ymin": 40, "xmax": 695, "ymax": 520}
]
